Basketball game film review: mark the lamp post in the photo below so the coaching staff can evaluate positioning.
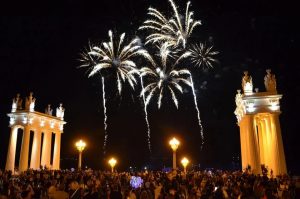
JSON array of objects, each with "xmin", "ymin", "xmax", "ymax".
[
  {"xmin": 181, "ymin": 157, "xmax": 189, "ymax": 173},
  {"xmin": 169, "ymin": 137, "xmax": 180, "ymax": 169},
  {"xmin": 108, "ymin": 158, "xmax": 117, "ymax": 172},
  {"xmin": 75, "ymin": 140, "xmax": 86, "ymax": 170}
]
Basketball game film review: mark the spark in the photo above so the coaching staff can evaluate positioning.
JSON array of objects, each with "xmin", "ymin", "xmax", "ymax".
[
  {"xmin": 140, "ymin": 0, "xmax": 201, "ymax": 48},
  {"xmin": 189, "ymin": 74, "xmax": 204, "ymax": 148},
  {"xmin": 188, "ymin": 42, "xmax": 219, "ymax": 68},
  {"xmin": 140, "ymin": 76, "xmax": 152, "ymax": 153},
  {"xmin": 102, "ymin": 77, "xmax": 108, "ymax": 154}
]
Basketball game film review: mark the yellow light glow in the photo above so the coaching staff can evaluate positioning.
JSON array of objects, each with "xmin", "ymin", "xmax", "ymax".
[
  {"xmin": 169, "ymin": 137, "xmax": 180, "ymax": 151},
  {"xmin": 108, "ymin": 158, "xmax": 117, "ymax": 171},
  {"xmin": 75, "ymin": 140, "xmax": 86, "ymax": 152},
  {"xmin": 181, "ymin": 157, "xmax": 189, "ymax": 168}
]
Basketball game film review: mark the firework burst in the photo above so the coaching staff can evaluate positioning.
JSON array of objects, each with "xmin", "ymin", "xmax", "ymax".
[
  {"xmin": 80, "ymin": 30, "xmax": 152, "ymax": 154},
  {"xmin": 140, "ymin": 0, "xmax": 201, "ymax": 49},
  {"xmin": 189, "ymin": 42, "xmax": 219, "ymax": 68},
  {"xmin": 140, "ymin": 43, "xmax": 192, "ymax": 109}
]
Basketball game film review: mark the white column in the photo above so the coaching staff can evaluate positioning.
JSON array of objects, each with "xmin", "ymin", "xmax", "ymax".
[
  {"xmin": 30, "ymin": 130, "xmax": 42, "ymax": 169},
  {"xmin": 19, "ymin": 126, "xmax": 31, "ymax": 172},
  {"xmin": 41, "ymin": 131, "xmax": 52, "ymax": 169},
  {"xmin": 5, "ymin": 126, "xmax": 18, "ymax": 171},
  {"xmin": 52, "ymin": 132, "xmax": 61, "ymax": 170},
  {"xmin": 239, "ymin": 121, "xmax": 247, "ymax": 170}
]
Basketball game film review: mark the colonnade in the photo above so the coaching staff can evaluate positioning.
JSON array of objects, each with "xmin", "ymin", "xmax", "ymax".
[
  {"xmin": 5, "ymin": 93, "xmax": 66, "ymax": 172},
  {"xmin": 5, "ymin": 126, "xmax": 62, "ymax": 172},
  {"xmin": 235, "ymin": 70, "xmax": 287, "ymax": 176},
  {"xmin": 239, "ymin": 113, "xmax": 287, "ymax": 175}
]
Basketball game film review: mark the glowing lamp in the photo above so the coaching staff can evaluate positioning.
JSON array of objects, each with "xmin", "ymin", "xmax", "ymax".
[
  {"xmin": 75, "ymin": 140, "xmax": 86, "ymax": 169},
  {"xmin": 181, "ymin": 157, "xmax": 189, "ymax": 173},
  {"xmin": 169, "ymin": 137, "xmax": 180, "ymax": 169},
  {"xmin": 169, "ymin": 137, "xmax": 180, "ymax": 151},
  {"xmin": 108, "ymin": 158, "xmax": 117, "ymax": 172}
]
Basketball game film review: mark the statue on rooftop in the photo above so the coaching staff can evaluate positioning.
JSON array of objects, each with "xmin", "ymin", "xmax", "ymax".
[
  {"xmin": 264, "ymin": 69, "xmax": 277, "ymax": 92},
  {"xmin": 12, "ymin": 93, "xmax": 22, "ymax": 112},
  {"xmin": 45, "ymin": 104, "xmax": 53, "ymax": 115},
  {"xmin": 25, "ymin": 92, "xmax": 36, "ymax": 112},
  {"xmin": 242, "ymin": 71, "xmax": 253, "ymax": 94},
  {"xmin": 56, "ymin": 103, "xmax": 65, "ymax": 119}
]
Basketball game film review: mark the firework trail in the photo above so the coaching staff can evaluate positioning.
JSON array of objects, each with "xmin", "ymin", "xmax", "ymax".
[
  {"xmin": 189, "ymin": 74, "xmax": 204, "ymax": 147},
  {"xmin": 102, "ymin": 77, "xmax": 108, "ymax": 154},
  {"xmin": 140, "ymin": 76, "xmax": 152, "ymax": 153}
]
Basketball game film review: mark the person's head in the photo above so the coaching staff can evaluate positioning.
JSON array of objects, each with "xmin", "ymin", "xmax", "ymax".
[
  {"xmin": 69, "ymin": 181, "xmax": 79, "ymax": 190},
  {"xmin": 169, "ymin": 188, "xmax": 176, "ymax": 196}
]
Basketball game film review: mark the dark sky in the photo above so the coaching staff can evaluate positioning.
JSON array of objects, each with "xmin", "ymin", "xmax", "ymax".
[{"xmin": 0, "ymin": 0, "xmax": 299, "ymax": 173}]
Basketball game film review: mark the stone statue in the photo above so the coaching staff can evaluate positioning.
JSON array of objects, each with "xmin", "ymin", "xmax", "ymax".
[
  {"xmin": 264, "ymin": 69, "xmax": 277, "ymax": 92},
  {"xmin": 12, "ymin": 93, "xmax": 22, "ymax": 112},
  {"xmin": 242, "ymin": 71, "xmax": 253, "ymax": 94},
  {"xmin": 56, "ymin": 103, "xmax": 65, "ymax": 119},
  {"xmin": 25, "ymin": 92, "xmax": 36, "ymax": 111},
  {"xmin": 45, "ymin": 104, "xmax": 53, "ymax": 115},
  {"xmin": 234, "ymin": 90, "xmax": 245, "ymax": 123}
]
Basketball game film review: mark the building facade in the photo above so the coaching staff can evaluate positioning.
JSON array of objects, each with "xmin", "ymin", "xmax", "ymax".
[
  {"xmin": 234, "ymin": 70, "xmax": 287, "ymax": 175},
  {"xmin": 5, "ymin": 92, "xmax": 66, "ymax": 172}
]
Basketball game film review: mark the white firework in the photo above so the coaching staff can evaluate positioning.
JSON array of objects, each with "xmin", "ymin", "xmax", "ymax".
[
  {"xmin": 140, "ymin": 0, "xmax": 201, "ymax": 48},
  {"xmin": 189, "ymin": 43, "xmax": 219, "ymax": 68},
  {"xmin": 80, "ymin": 30, "xmax": 153, "ymax": 154},
  {"xmin": 140, "ymin": 44, "xmax": 192, "ymax": 109},
  {"xmin": 80, "ymin": 30, "xmax": 153, "ymax": 94}
]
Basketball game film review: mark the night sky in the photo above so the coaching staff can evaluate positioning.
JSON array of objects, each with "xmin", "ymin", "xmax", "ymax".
[{"xmin": 0, "ymin": 0, "xmax": 299, "ymax": 173}]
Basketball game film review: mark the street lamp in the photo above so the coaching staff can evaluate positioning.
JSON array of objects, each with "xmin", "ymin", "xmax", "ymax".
[
  {"xmin": 75, "ymin": 140, "xmax": 86, "ymax": 170},
  {"xmin": 108, "ymin": 158, "xmax": 117, "ymax": 172},
  {"xmin": 181, "ymin": 157, "xmax": 189, "ymax": 173},
  {"xmin": 169, "ymin": 137, "xmax": 180, "ymax": 169}
]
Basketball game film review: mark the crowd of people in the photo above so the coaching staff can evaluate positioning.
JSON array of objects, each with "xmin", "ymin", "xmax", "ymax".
[{"xmin": 0, "ymin": 168, "xmax": 298, "ymax": 199}]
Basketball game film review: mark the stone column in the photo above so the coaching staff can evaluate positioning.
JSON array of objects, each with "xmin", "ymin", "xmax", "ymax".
[
  {"xmin": 239, "ymin": 121, "xmax": 247, "ymax": 170},
  {"xmin": 257, "ymin": 118, "xmax": 265, "ymax": 165},
  {"xmin": 243, "ymin": 115, "xmax": 261, "ymax": 174},
  {"xmin": 270, "ymin": 114, "xmax": 287, "ymax": 175},
  {"xmin": 52, "ymin": 132, "xmax": 61, "ymax": 170},
  {"xmin": 5, "ymin": 126, "xmax": 18, "ymax": 171},
  {"xmin": 19, "ymin": 126, "xmax": 31, "ymax": 172},
  {"xmin": 30, "ymin": 130, "xmax": 42, "ymax": 169},
  {"xmin": 264, "ymin": 116, "xmax": 275, "ymax": 172},
  {"xmin": 41, "ymin": 131, "xmax": 52, "ymax": 169}
]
